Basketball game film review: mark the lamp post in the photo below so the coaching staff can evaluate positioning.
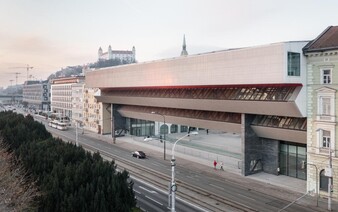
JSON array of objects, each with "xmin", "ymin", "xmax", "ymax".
[
  {"xmin": 317, "ymin": 128, "xmax": 332, "ymax": 211},
  {"xmin": 170, "ymin": 131, "xmax": 198, "ymax": 212},
  {"xmin": 306, "ymin": 162, "xmax": 318, "ymax": 207},
  {"xmin": 151, "ymin": 111, "xmax": 167, "ymax": 160}
]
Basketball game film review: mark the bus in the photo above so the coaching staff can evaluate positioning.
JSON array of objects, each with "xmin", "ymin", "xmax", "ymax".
[{"xmin": 49, "ymin": 120, "xmax": 68, "ymax": 131}]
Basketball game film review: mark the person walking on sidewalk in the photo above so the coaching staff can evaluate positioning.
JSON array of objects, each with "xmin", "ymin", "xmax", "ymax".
[
  {"xmin": 213, "ymin": 160, "xmax": 217, "ymax": 170},
  {"xmin": 220, "ymin": 162, "xmax": 224, "ymax": 171}
]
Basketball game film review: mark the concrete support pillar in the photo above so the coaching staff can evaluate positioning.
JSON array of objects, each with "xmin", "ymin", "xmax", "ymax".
[
  {"xmin": 241, "ymin": 114, "xmax": 262, "ymax": 176},
  {"xmin": 111, "ymin": 104, "xmax": 115, "ymax": 143}
]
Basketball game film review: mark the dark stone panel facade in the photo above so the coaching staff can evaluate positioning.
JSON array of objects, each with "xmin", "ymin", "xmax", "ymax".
[
  {"xmin": 242, "ymin": 114, "xmax": 262, "ymax": 176},
  {"xmin": 261, "ymin": 138, "xmax": 279, "ymax": 175},
  {"xmin": 242, "ymin": 114, "xmax": 280, "ymax": 176}
]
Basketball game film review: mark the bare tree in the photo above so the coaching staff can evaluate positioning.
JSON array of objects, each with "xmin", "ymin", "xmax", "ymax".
[{"xmin": 0, "ymin": 139, "xmax": 40, "ymax": 211}]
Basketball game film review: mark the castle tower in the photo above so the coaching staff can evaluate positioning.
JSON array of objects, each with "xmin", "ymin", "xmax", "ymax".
[
  {"xmin": 108, "ymin": 45, "xmax": 112, "ymax": 59},
  {"xmin": 180, "ymin": 34, "xmax": 188, "ymax": 56}
]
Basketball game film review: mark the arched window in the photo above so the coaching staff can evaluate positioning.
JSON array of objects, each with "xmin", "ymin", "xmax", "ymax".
[
  {"xmin": 171, "ymin": 124, "xmax": 178, "ymax": 133},
  {"xmin": 181, "ymin": 125, "xmax": 188, "ymax": 132},
  {"xmin": 320, "ymin": 169, "xmax": 329, "ymax": 192},
  {"xmin": 160, "ymin": 124, "xmax": 168, "ymax": 135}
]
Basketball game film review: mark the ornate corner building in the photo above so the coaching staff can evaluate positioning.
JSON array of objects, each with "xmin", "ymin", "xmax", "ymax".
[{"xmin": 304, "ymin": 26, "xmax": 338, "ymax": 199}]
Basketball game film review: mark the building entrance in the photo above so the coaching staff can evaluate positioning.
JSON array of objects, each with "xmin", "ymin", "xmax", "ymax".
[{"xmin": 279, "ymin": 142, "xmax": 306, "ymax": 180}]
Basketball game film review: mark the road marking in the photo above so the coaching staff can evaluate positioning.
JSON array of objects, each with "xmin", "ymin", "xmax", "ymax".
[
  {"xmin": 209, "ymin": 183, "xmax": 225, "ymax": 190},
  {"xmin": 150, "ymin": 162, "xmax": 161, "ymax": 167},
  {"xmin": 145, "ymin": 195, "xmax": 163, "ymax": 206},
  {"xmin": 186, "ymin": 175, "xmax": 199, "ymax": 181},
  {"xmin": 176, "ymin": 196, "xmax": 209, "ymax": 212},
  {"xmin": 134, "ymin": 190, "xmax": 141, "ymax": 194},
  {"xmin": 236, "ymin": 193, "xmax": 256, "ymax": 201},
  {"xmin": 139, "ymin": 186, "xmax": 157, "ymax": 194}
]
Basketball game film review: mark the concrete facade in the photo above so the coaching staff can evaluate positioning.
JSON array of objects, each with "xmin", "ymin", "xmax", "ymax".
[
  {"xmin": 83, "ymin": 87, "xmax": 102, "ymax": 134},
  {"xmin": 22, "ymin": 80, "xmax": 50, "ymax": 111},
  {"xmin": 72, "ymin": 82, "xmax": 84, "ymax": 123},
  {"xmin": 51, "ymin": 76, "xmax": 85, "ymax": 119}
]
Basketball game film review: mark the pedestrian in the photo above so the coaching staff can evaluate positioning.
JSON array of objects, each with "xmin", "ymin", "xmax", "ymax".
[
  {"xmin": 220, "ymin": 162, "xmax": 224, "ymax": 171},
  {"xmin": 206, "ymin": 129, "xmax": 209, "ymax": 135},
  {"xmin": 213, "ymin": 160, "xmax": 217, "ymax": 170}
]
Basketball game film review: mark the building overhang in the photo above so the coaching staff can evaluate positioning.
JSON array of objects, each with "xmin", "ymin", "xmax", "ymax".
[
  {"xmin": 96, "ymin": 95, "xmax": 304, "ymax": 117},
  {"xmin": 251, "ymin": 125, "xmax": 306, "ymax": 144}
]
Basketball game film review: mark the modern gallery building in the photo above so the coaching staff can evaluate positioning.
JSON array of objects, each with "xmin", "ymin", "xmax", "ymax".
[{"xmin": 86, "ymin": 41, "xmax": 308, "ymax": 178}]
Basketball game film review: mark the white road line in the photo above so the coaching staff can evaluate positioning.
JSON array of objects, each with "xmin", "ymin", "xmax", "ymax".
[
  {"xmin": 145, "ymin": 195, "xmax": 163, "ymax": 206},
  {"xmin": 236, "ymin": 193, "xmax": 256, "ymax": 201},
  {"xmin": 134, "ymin": 190, "xmax": 141, "ymax": 194},
  {"xmin": 150, "ymin": 162, "xmax": 161, "ymax": 167},
  {"xmin": 176, "ymin": 196, "xmax": 209, "ymax": 212},
  {"xmin": 209, "ymin": 183, "xmax": 225, "ymax": 190},
  {"xmin": 139, "ymin": 186, "xmax": 157, "ymax": 194}
]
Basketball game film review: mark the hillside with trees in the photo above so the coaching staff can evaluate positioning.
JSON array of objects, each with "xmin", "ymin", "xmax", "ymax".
[
  {"xmin": 0, "ymin": 112, "xmax": 137, "ymax": 211},
  {"xmin": 47, "ymin": 58, "xmax": 136, "ymax": 80}
]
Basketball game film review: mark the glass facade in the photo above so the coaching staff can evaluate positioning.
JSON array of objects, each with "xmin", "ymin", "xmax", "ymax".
[
  {"xmin": 252, "ymin": 115, "xmax": 307, "ymax": 131},
  {"xmin": 279, "ymin": 142, "xmax": 306, "ymax": 180},
  {"xmin": 108, "ymin": 85, "xmax": 297, "ymax": 102},
  {"xmin": 128, "ymin": 118, "xmax": 155, "ymax": 137},
  {"xmin": 287, "ymin": 52, "xmax": 300, "ymax": 76}
]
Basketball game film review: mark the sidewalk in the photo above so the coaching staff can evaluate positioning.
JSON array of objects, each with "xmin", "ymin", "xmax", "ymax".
[{"xmin": 84, "ymin": 130, "xmax": 338, "ymax": 211}]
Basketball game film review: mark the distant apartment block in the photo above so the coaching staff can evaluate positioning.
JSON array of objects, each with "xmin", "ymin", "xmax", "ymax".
[
  {"xmin": 72, "ymin": 82, "xmax": 85, "ymax": 123},
  {"xmin": 83, "ymin": 87, "xmax": 102, "ymax": 134},
  {"xmin": 23, "ymin": 80, "xmax": 50, "ymax": 111},
  {"xmin": 50, "ymin": 76, "xmax": 85, "ymax": 118},
  {"xmin": 98, "ymin": 45, "xmax": 136, "ymax": 62}
]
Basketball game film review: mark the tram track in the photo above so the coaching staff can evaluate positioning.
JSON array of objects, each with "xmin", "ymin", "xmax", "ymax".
[
  {"xmin": 81, "ymin": 142, "xmax": 258, "ymax": 212},
  {"xmin": 48, "ymin": 128, "xmax": 321, "ymax": 212}
]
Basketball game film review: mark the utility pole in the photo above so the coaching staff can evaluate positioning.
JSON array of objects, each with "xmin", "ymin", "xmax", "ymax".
[
  {"xmin": 9, "ymin": 80, "xmax": 13, "ymax": 105},
  {"xmin": 328, "ymin": 148, "xmax": 332, "ymax": 211}
]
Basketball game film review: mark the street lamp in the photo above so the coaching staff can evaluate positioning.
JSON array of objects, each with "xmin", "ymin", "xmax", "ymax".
[
  {"xmin": 151, "ymin": 111, "xmax": 167, "ymax": 160},
  {"xmin": 317, "ymin": 128, "xmax": 332, "ymax": 211},
  {"xmin": 170, "ymin": 131, "xmax": 198, "ymax": 212},
  {"xmin": 305, "ymin": 162, "xmax": 318, "ymax": 207}
]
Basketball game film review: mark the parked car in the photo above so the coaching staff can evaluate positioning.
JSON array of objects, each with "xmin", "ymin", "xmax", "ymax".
[{"xmin": 132, "ymin": 151, "xmax": 146, "ymax": 159}]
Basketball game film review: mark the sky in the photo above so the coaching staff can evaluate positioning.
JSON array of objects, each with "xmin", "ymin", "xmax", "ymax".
[{"xmin": 0, "ymin": 0, "xmax": 338, "ymax": 88}]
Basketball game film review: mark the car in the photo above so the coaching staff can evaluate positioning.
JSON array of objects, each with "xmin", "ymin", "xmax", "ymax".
[{"xmin": 132, "ymin": 151, "xmax": 146, "ymax": 159}]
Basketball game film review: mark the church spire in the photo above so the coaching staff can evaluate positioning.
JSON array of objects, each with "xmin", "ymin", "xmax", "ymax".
[{"xmin": 180, "ymin": 34, "xmax": 188, "ymax": 56}]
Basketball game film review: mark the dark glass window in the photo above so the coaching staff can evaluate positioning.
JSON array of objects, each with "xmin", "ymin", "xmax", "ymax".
[
  {"xmin": 288, "ymin": 52, "xmax": 300, "ymax": 76},
  {"xmin": 320, "ymin": 170, "xmax": 329, "ymax": 191},
  {"xmin": 181, "ymin": 125, "xmax": 188, "ymax": 132},
  {"xmin": 279, "ymin": 142, "xmax": 307, "ymax": 180}
]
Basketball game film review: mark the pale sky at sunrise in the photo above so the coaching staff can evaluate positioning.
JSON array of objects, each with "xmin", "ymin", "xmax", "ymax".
[{"xmin": 0, "ymin": 0, "xmax": 338, "ymax": 88}]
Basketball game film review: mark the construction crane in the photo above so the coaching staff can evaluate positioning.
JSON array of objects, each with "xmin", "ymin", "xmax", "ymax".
[
  {"xmin": 7, "ymin": 72, "xmax": 21, "ymax": 85},
  {"xmin": 9, "ymin": 64, "xmax": 33, "ymax": 82}
]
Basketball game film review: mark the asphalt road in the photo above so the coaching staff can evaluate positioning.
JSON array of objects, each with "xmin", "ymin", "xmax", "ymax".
[
  {"xmin": 30, "ymin": 113, "xmax": 325, "ymax": 212},
  {"xmin": 34, "ymin": 116, "xmax": 207, "ymax": 212},
  {"xmin": 132, "ymin": 177, "xmax": 207, "ymax": 212}
]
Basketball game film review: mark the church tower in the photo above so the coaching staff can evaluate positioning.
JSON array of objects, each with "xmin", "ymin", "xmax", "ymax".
[
  {"xmin": 180, "ymin": 34, "xmax": 188, "ymax": 56},
  {"xmin": 132, "ymin": 46, "xmax": 136, "ymax": 62},
  {"xmin": 98, "ymin": 47, "xmax": 103, "ymax": 60}
]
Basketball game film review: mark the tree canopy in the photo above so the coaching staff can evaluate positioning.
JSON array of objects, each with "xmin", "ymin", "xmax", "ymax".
[{"xmin": 0, "ymin": 111, "xmax": 136, "ymax": 211}]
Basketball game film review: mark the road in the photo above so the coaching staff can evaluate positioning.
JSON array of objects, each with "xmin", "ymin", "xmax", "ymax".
[
  {"xmin": 32, "ymin": 115, "xmax": 207, "ymax": 212},
  {"xmin": 28, "ymin": 112, "xmax": 325, "ymax": 212},
  {"xmin": 133, "ymin": 177, "xmax": 207, "ymax": 212}
]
